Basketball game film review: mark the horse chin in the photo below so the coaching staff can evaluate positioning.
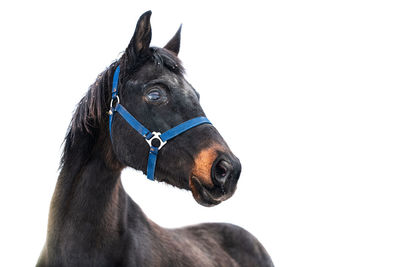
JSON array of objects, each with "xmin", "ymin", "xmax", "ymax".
[{"xmin": 189, "ymin": 176, "xmax": 233, "ymax": 207}]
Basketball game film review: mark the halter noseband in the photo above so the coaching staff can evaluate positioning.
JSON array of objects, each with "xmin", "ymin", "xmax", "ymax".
[{"xmin": 108, "ymin": 65, "xmax": 211, "ymax": 180}]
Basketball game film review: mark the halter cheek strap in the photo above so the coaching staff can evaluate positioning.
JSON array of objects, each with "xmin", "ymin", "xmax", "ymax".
[{"xmin": 108, "ymin": 65, "xmax": 211, "ymax": 180}]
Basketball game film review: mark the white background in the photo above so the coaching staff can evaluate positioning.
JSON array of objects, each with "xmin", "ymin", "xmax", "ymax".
[{"xmin": 0, "ymin": 1, "xmax": 399, "ymax": 266}]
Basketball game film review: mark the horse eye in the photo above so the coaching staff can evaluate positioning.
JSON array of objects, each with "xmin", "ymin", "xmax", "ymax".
[{"xmin": 147, "ymin": 90, "xmax": 161, "ymax": 101}]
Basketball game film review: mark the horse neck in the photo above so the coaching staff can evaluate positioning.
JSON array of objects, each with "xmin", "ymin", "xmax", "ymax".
[
  {"xmin": 47, "ymin": 116, "xmax": 147, "ymax": 251},
  {"xmin": 49, "ymin": 132, "xmax": 123, "ymax": 233}
]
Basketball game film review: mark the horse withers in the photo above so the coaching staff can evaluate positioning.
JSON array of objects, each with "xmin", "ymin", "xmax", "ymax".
[{"xmin": 37, "ymin": 11, "xmax": 274, "ymax": 267}]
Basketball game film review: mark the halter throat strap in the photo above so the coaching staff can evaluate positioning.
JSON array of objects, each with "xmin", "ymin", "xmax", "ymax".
[{"xmin": 108, "ymin": 65, "xmax": 211, "ymax": 180}]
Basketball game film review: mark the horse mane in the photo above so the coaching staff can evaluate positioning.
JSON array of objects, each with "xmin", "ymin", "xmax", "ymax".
[{"xmin": 60, "ymin": 48, "xmax": 184, "ymax": 170}]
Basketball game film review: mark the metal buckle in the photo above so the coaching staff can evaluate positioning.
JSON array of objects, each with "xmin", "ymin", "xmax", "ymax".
[
  {"xmin": 108, "ymin": 96, "xmax": 120, "ymax": 115},
  {"xmin": 146, "ymin": 132, "xmax": 167, "ymax": 150}
]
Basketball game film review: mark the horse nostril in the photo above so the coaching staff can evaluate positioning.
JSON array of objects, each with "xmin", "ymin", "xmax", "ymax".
[
  {"xmin": 213, "ymin": 159, "xmax": 232, "ymax": 187},
  {"xmin": 215, "ymin": 162, "xmax": 227, "ymax": 178}
]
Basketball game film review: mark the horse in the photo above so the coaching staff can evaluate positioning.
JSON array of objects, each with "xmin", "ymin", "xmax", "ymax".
[{"xmin": 36, "ymin": 11, "xmax": 274, "ymax": 267}]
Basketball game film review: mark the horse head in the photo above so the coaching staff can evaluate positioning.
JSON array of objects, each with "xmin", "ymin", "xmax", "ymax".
[{"xmin": 110, "ymin": 11, "xmax": 241, "ymax": 207}]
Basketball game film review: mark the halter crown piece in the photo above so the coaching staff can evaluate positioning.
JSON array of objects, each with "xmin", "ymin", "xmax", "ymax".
[{"xmin": 108, "ymin": 65, "xmax": 212, "ymax": 180}]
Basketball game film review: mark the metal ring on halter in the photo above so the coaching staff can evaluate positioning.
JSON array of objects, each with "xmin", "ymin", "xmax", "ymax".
[
  {"xmin": 146, "ymin": 132, "xmax": 167, "ymax": 150},
  {"xmin": 108, "ymin": 96, "xmax": 120, "ymax": 114}
]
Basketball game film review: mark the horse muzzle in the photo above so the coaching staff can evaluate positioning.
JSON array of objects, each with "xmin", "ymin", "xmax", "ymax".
[{"xmin": 189, "ymin": 145, "xmax": 241, "ymax": 207}]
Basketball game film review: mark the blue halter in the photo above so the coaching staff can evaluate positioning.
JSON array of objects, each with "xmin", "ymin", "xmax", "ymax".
[{"xmin": 108, "ymin": 65, "xmax": 211, "ymax": 180}]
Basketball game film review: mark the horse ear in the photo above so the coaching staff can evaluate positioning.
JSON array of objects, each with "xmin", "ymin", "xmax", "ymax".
[
  {"xmin": 126, "ymin": 11, "xmax": 152, "ymax": 61},
  {"xmin": 164, "ymin": 25, "xmax": 182, "ymax": 56}
]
